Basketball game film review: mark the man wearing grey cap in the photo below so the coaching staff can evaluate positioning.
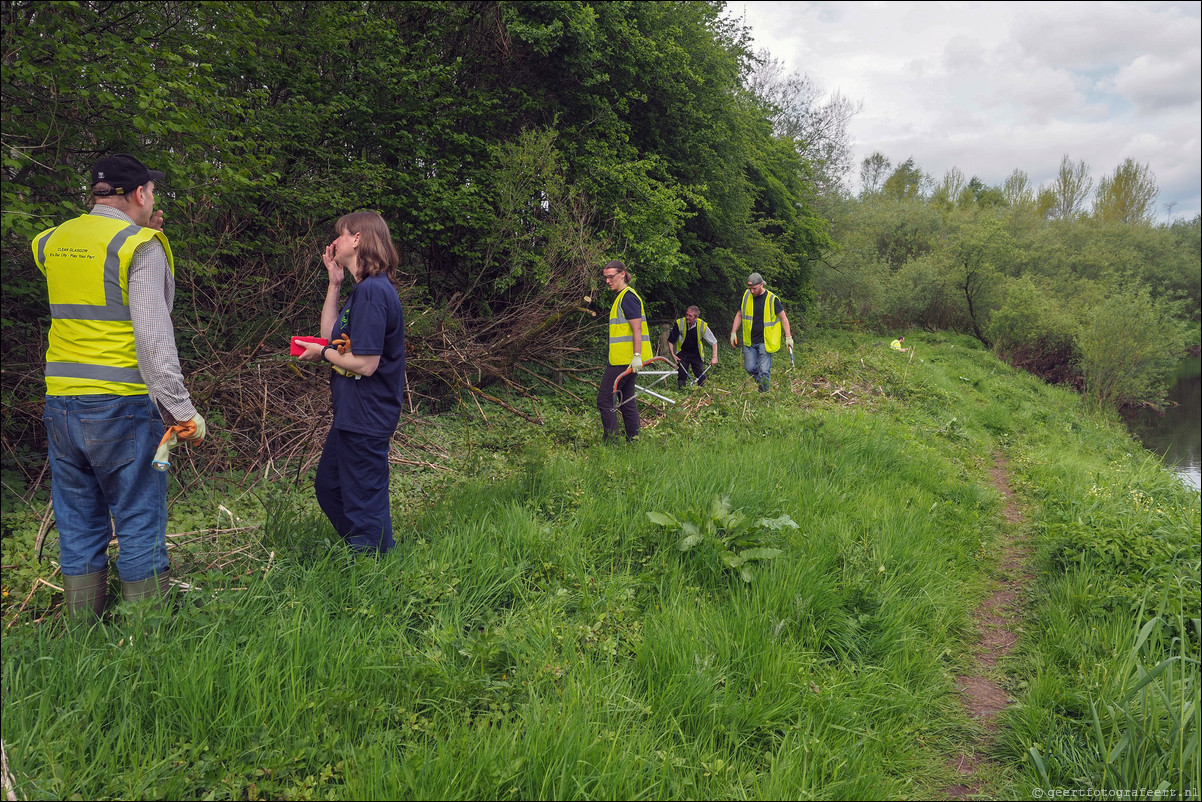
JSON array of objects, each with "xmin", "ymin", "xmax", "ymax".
[
  {"xmin": 729, "ymin": 272, "xmax": 793, "ymax": 392},
  {"xmin": 32, "ymin": 153, "xmax": 206, "ymax": 619}
]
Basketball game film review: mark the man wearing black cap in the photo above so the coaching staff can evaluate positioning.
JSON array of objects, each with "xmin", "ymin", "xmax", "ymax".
[
  {"xmin": 32, "ymin": 153, "xmax": 206, "ymax": 619},
  {"xmin": 729, "ymin": 272, "xmax": 793, "ymax": 392}
]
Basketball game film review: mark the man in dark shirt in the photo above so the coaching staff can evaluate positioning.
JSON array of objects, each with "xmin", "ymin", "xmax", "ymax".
[
  {"xmin": 668, "ymin": 306, "xmax": 718, "ymax": 388},
  {"xmin": 729, "ymin": 272, "xmax": 793, "ymax": 392}
]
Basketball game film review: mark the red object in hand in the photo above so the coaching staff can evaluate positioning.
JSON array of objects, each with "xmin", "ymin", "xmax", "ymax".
[{"xmin": 290, "ymin": 336, "xmax": 329, "ymax": 356}]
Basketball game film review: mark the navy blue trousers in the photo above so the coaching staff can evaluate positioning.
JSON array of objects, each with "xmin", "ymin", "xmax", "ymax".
[
  {"xmin": 315, "ymin": 427, "xmax": 395, "ymax": 554},
  {"xmin": 597, "ymin": 364, "xmax": 639, "ymax": 442}
]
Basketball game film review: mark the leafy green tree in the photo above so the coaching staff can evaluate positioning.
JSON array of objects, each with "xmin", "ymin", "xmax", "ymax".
[
  {"xmin": 1076, "ymin": 285, "xmax": 1187, "ymax": 410},
  {"xmin": 869, "ymin": 195, "xmax": 943, "ymax": 270},
  {"xmin": 930, "ymin": 168, "xmax": 967, "ymax": 212},
  {"xmin": 882, "ymin": 157, "xmax": 926, "ymax": 201},
  {"xmin": 947, "ymin": 211, "xmax": 1012, "ymax": 345},
  {"xmin": 988, "ymin": 275, "xmax": 1079, "ymax": 381},
  {"xmin": 1093, "ymin": 158, "xmax": 1159, "ymax": 226}
]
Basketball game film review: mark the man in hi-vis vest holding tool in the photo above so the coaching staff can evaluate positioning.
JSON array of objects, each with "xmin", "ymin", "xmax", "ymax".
[
  {"xmin": 33, "ymin": 154, "xmax": 206, "ymax": 619},
  {"xmin": 729, "ymin": 272, "xmax": 793, "ymax": 393},
  {"xmin": 598, "ymin": 259, "xmax": 652, "ymax": 442},
  {"xmin": 668, "ymin": 305, "xmax": 718, "ymax": 389}
]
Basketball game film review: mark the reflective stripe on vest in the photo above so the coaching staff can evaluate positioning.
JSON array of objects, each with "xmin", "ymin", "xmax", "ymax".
[
  {"xmin": 608, "ymin": 287, "xmax": 653, "ymax": 366},
  {"xmin": 740, "ymin": 289, "xmax": 782, "ymax": 353},
  {"xmin": 675, "ymin": 317, "xmax": 707, "ymax": 355},
  {"xmin": 33, "ymin": 214, "xmax": 174, "ymax": 395}
]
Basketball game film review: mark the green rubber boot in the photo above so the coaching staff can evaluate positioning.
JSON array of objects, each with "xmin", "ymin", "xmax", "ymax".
[
  {"xmin": 121, "ymin": 569, "xmax": 172, "ymax": 605},
  {"xmin": 63, "ymin": 568, "xmax": 108, "ymax": 620}
]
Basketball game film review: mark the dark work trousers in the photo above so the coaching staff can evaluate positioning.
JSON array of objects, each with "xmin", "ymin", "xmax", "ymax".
[
  {"xmin": 315, "ymin": 427, "xmax": 396, "ymax": 554},
  {"xmin": 675, "ymin": 351, "xmax": 706, "ymax": 388},
  {"xmin": 598, "ymin": 364, "xmax": 640, "ymax": 442}
]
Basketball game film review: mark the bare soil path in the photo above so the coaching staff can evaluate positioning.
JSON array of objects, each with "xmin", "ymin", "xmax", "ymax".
[{"xmin": 942, "ymin": 455, "xmax": 1033, "ymax": 799}]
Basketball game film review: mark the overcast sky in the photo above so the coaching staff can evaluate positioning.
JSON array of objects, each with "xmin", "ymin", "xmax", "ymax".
[{"xmin": 726, "ymin": 1, "xmax": 1201, "ymax": 223}]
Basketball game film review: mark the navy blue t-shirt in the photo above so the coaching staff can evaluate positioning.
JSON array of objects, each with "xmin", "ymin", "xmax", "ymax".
[
  {"xmin": 329, "ymin": 273, "xmax": 406, "ymax": 437},
  {"xmin": 621, "ymin": 291, "xmax": 643, "ymax": 323}
]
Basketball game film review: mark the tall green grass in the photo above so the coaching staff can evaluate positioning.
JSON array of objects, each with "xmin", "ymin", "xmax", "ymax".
[{"xmin": 2, "ymin": 330, "xmax": 1196, "ymax": 799}]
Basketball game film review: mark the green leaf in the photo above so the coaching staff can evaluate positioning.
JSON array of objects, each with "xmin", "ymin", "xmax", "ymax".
[
  {"xmin": 757, "ymin": 515, "xmax": 799, "ymax": 531},
  {"xmin": 677, "ymin": 532, "xmax": 704, "ymax": 551},
  {"xmin": 1119, "ymin": 656, "xmax": 1178, "ymax": 704},
  {"xmin": 646, "ymin": 511, "xmax": 679, "ymax": 528},
  {"xmin": 710, "ymin": 494, "xmax": 731, "ymax": 521}
]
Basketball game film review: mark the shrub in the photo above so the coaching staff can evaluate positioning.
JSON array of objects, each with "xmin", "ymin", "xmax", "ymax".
[{"xmin": 1075, "ymin": 285, "xmax": 1187, "ymax": 410}]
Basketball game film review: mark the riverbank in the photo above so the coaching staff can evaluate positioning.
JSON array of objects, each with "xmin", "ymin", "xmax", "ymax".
[{"xmin": 2, "ymin": 330, "xmax": 1197, "ymax": 799}]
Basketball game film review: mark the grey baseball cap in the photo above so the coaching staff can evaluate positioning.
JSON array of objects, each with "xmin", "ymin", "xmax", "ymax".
[{"xmin": 747, "ymin": 272, "xmax": 764, "ymax": 285}]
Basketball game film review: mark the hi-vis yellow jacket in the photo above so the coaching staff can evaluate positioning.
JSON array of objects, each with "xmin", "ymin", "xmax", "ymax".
[
  {"xmin": 32, "ymin": 214, "xmax": 174, "ymax": 395},
  {"xmin": 739, "ymin": 289, "xmax": 782, "ymax": 353},
  {"xmin": 674, "ymin": 317, "xmax": 708, "ymax": 355},
  {"xmin": 608, "ymin": 287, "xmax": 653, "ymax": 366}
]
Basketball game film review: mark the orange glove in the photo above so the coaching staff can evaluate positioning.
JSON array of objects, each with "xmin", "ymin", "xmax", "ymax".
[
  {"xmin": 331, "ymin": 335, "xmax": 352, "ymax": 355},
  {"xmin": 151, "ymin": 415, "xmax": 205, "ymax": 470}
]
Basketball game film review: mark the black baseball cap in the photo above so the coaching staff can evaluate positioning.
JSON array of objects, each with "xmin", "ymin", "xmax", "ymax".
[{"xmin": 91, "ymin": 154, "xmax": 165, "ymax": 196}]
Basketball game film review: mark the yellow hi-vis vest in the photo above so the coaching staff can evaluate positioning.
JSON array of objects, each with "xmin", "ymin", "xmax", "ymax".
[
  {"xmin": 674, "ymin": 317, "xmax": 708, "ymax": 356},
  {"xmin": 740, "ymin": 289, "xmax": 782, "ymax": 353},
  {"xmin": 608, "ymin": 287, "xmax": 653, "ymax": 366},
  {"xmin": 32, "ymin": 214, "xmax": 175, "ymax": 396}
]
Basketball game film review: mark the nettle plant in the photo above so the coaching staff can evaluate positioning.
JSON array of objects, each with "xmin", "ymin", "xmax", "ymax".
[{"xmin": 648, "ymin": 494, "xmax": 796, "ymax": 582}]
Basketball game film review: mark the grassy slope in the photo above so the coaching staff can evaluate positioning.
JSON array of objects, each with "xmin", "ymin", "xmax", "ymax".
[{"xmin": 1, "ymin": 330, "xmax": 1197, "ymax": 800}]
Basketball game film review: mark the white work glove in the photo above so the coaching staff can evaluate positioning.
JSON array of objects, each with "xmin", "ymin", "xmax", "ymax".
[
  {"xmin": 730, "ymin": 333, "xmax": 739, "ymax": 348},
  {"xmin": 630, "ymin": 354, "xmax": 644, "ymax": 373},
  {"xmin": 178, "ymin": 413, "xmax": 206, "ymax": 444},
  {"xmin": 785, "ymin": 336, "xmax": 794, "ymax": 349}
]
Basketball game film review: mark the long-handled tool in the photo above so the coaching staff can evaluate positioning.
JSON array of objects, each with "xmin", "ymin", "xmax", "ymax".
[
  {"xmin": 612, "ymin": 355, "xmax": 676, "ymax": 411},
  {"xmin": 688, "ymin": 362, "xmax": 715, "ymax": 387}
]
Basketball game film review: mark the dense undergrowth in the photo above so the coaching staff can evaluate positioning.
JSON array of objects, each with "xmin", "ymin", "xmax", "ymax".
[{"xmin": 1, "ymin": 330, "xmax": 1197, "ymax": 800}]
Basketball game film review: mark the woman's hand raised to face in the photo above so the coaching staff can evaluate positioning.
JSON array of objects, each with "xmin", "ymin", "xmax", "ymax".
[{"xmin": 323, "ymin": 243, "xmax": 344, "ymax": 287}]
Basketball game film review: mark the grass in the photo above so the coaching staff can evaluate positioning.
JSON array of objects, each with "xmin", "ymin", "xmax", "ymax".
[{"xmin": 1, "ymin": 330, "xmax": 1197, "ymax": 799}]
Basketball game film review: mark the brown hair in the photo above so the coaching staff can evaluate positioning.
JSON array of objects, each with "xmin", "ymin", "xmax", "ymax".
[
  {"xmin": 336, "ymin": 210, "xmax": 399, "ymax": 285},
  {"xmin": 604, "ymin": 259, "xmax": 629, "ymax": 280}
]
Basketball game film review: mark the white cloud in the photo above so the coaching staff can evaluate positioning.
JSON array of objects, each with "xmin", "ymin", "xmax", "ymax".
[
  {"xmin": 1107, "ymin": 50, "xmax": 1202, "ymax": 113},
  {"xmin": 729, "ymin": 0, "xmax": 1202, "ymax": 221}
]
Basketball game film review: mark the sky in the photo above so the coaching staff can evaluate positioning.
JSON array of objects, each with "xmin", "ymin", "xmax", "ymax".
[{"xmin": 726, "ymin": 1, "xmax": 1202, "ymax": 222}]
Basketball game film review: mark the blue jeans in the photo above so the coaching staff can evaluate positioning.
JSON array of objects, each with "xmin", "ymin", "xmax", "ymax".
[
  {"xmin": 315, "ymin": 427, "xmax": 395, "ymax": 554},
  {"xmin": 742, "ymin": 344, "xmax": 773, "ymax": 391},
  {"xmin": 43, "ymin": 395, "xmax": 169, "ymax": 581}
]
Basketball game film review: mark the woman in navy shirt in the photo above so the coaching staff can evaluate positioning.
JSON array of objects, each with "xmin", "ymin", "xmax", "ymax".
[{"xmin": 296, "ymin": 211, "xmax": 406, "ymax": 554}]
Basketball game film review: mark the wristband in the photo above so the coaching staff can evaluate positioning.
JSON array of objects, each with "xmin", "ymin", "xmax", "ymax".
[{"xmin": 322, "ymin": 344, "xmax": 336, "ymax": 361}]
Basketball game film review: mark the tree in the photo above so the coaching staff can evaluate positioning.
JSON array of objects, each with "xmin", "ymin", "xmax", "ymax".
[
  {"xmin": 1093, "ymin": 158, "xmax": 1159, "ymax": 226},
  {"xmin": 882, "ymin": 157, "xmax": 926, "ymax": 201},
  {"xmin": 947, "ymin": 211, "xmax": 1012, "ymax": 345},
  {"xmin": 859, "ymin": 152, "xmax": 891, "ymax": 196},
  {"xmin": 747, "ymin": 51, "xmax": 861, "ymax": 195},
  {"xmin": 930, "ymin": 167, "xmax": 967, "ymax": 211},
  {"xmin": 1001, "ymin": 169, "xmax": 1035, "ymax": 211},
  {"xmin": 1076, "ymin": 285, "xmax": 1185, "ymax": 410},
  {"xmin": 1046, "ymin": 154, "xmax": 1093, "ymax": 220}
]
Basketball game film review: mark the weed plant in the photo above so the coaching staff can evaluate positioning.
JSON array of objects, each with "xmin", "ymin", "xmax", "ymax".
[{"xmin": 2, "ymin": 330, "xmax": 1197, "ymax": 799}]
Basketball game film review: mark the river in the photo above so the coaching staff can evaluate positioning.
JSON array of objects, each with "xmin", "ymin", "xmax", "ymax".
[{"xmin": 1125, "ymin": 363, "xmax": 1201, "ymax": 492}]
